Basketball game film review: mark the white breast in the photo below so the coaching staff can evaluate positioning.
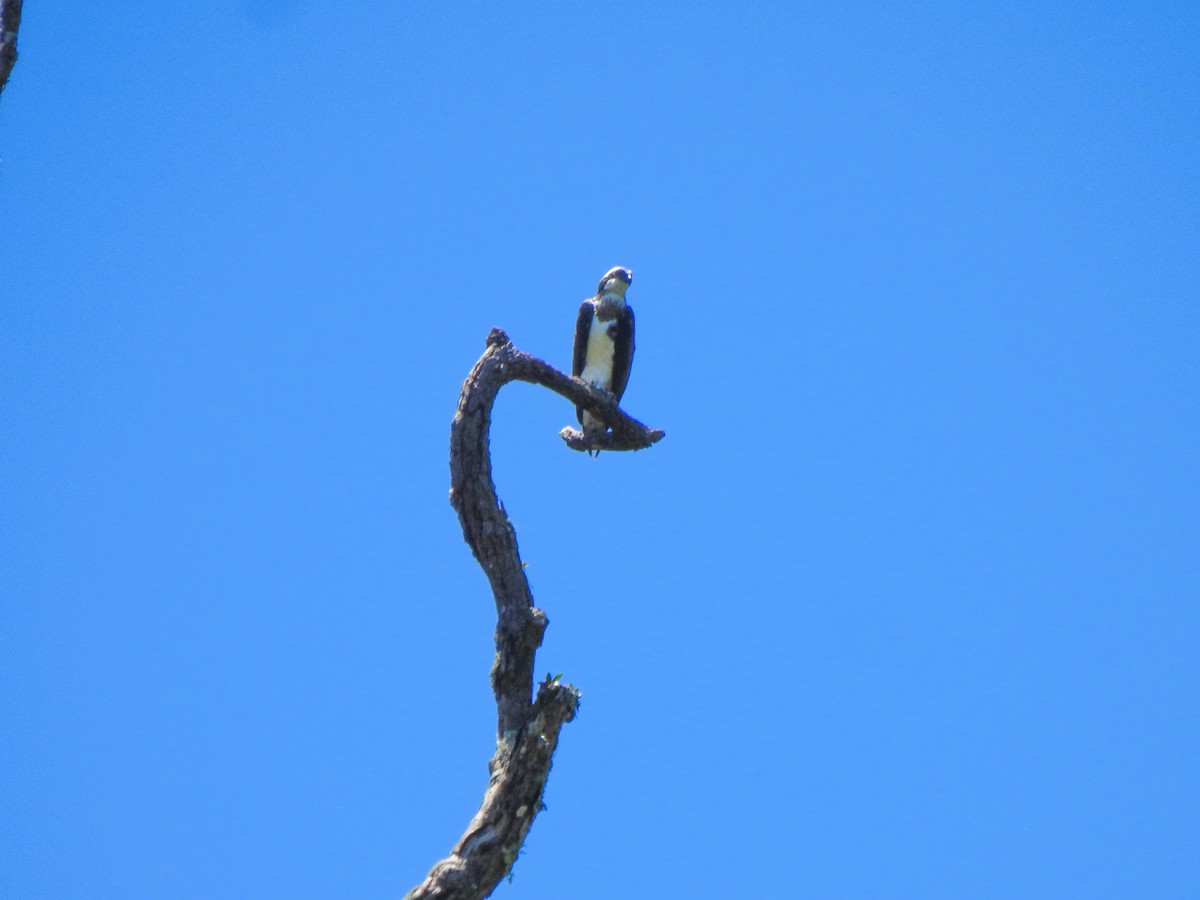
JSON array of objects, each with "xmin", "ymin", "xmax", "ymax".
[{"xmin": 580, "ymin": 316, "xmax": 615, "ymax": 390}]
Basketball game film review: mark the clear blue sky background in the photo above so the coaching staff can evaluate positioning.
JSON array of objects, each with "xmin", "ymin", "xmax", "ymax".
[{"xmin": 2, "ymin": 3, "xmax": 1198, "ymax": 897}]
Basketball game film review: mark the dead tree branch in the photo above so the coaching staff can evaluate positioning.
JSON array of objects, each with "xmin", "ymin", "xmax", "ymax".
[
  {"xmin": 404, "ymin": 328, "xmax": 664, "ymax": 900},
  {"xmin": 0, "ymin": 0, "xmax": 22, "ymax": 96}
]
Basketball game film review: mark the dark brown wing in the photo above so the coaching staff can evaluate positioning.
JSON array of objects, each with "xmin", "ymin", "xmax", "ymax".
[
  {"xmin": 610, "ymin": 304, "xmax": 635, "ymax": 402},
  {"xmin": 573, "ymin": 300, "xmax": 593, "ymax": 378},
  {"xmin": 573, "ymin": 300, "xmax": 594, "ymax": 424}
]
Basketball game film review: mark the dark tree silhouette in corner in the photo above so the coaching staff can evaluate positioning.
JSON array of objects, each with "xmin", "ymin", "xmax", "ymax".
[
  {"xmin": 404, "ymin": 329, "xmax": 664, "ymax": 900},
  {"xmin": 0, "ymin": 0, "xmax": 22, "ymax": 96}
]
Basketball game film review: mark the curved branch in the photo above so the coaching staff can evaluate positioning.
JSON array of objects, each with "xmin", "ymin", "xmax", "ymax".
[
  {"xmin": 405, "ymin": 329, "xmax": 664, "ymax": 900},
  {"xmin": 0, "ymin": 0, "xmax": 22, "ymax": 97}
]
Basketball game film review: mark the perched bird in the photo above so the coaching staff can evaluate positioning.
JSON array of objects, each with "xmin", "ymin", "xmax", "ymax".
[{"xmin": 573, "ymin": 266, "xmax": 635, "ymax": 449}]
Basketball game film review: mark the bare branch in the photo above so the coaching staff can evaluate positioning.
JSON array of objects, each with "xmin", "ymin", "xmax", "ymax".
[
  {"xmin": 0, "ymin": 0, "xmax": 22, "ymax": 97},
  {"xmin": 406, "ymin": 329, "xmax": 664, "ymax": 900}
]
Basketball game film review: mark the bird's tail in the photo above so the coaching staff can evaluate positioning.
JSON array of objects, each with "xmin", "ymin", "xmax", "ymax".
[{"xmin": 580, "ymin": 408, "xmax": 604, "ymax": 458}]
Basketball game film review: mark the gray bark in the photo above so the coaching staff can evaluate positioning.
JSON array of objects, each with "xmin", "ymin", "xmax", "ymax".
[
  {"xmin": 0, "ymin": 0, "xmax": 22, "ymax": 96},
  {"xmin": 404, "ymin": 329, "xmax": 663, "ymax": 900}
]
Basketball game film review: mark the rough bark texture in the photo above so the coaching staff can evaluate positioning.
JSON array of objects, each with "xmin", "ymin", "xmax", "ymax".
[
  {"xmin": 404, "ymin": 329, "xmax": 663, "ymax": 900},
  {"xmin": 0, "ymin": 0, "xmax": 21, "ymax": 96}
]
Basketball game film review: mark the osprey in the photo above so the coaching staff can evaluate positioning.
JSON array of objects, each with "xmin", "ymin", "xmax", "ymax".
[{"xmin": 573, "ymin": 266, "xmax": 635, "ymax": 448}]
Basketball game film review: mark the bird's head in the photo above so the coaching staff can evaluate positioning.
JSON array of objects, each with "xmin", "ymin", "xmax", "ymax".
[{"xmin": 597, "ymin": 266, "xmax": 633, "ymax": 298}]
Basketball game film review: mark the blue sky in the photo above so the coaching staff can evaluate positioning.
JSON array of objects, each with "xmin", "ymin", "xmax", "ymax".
[{"xmin": 2, "ymin": 2, "xmax": 1197, "ymax": 897}]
